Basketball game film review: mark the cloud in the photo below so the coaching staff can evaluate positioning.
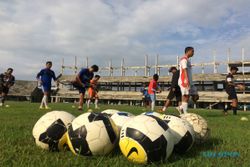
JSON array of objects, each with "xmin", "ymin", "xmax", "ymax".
[{"xmin": 0, "ymin": 0, "xmax": 249, "ymax": 79}]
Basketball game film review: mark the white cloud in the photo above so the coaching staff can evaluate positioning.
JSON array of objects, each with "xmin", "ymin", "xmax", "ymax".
[{"xmin": 0, "ymin": 0, "xmax": 249, "ymax": 79}]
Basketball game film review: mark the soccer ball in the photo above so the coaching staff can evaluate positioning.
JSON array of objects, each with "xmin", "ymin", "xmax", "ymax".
[
  {"xmin": 119, "ymin": 115, "xmax": 174, "ymax": 164},
  {"xmin": 111, "ymin": 111, "xmax": 135, "ymax": 133},
  {"xmin": 162, "ymin": 114, "xmax": 195, "ymax": 153},
  {"xmin": 141, "ymin": 111, "xmax": 163, "ymax": 119},
  {"xmin": 32, "ymin": 111, "xmax": 75, "ymax": 151},
  {"xmin": 180, "ymin": 113, "xmax": 210, "ymax": 144},
  {"xmin": 101, "ymin": 109, "xmax": 120, "ymax": 117},
  {"xmin": 66, "ymin": 112, "xmax": 119, "ymax": 156}
]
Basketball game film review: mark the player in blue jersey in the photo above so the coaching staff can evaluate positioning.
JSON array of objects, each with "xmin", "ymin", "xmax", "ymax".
[
  {"xmin": 72, "ymin": 65, "xmax": 99, "ymax": 111},
  {"xmin": 36, "ymin": 61, "xmax": 58, "ymax": 109}
]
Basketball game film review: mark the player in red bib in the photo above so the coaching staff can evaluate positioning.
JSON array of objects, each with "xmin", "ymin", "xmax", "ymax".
[{"xmin": 148, "ymin": 74, "xmax": 161, "ymax": 111}]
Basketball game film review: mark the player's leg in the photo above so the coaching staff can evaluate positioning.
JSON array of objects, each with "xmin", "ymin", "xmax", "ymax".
[
  {"xmin": 178, "ymin": 86, "xmax": 189, "ymax": 114},
  {"xmin": 231, "ymin": 99, "xmax": 238, "ymax": 115},
  {"xmin": 0, "ymin": 86, "xmax": 9, "ymax": 106},
  {"xmin": 79, "ymin": 93, "xmax": 85, "ymax": 110},
  {"xmin": 231, "ymin": 89, "xmax": 238, "ymax": 115},
  {"xmin": 94, "ymin": 92, "xmax": 99, "ymax": 109},
  {"xmin": 0, "ymin": 92, "xmax": 4, "ymax": 107},
  {"xmin": 40, "ymin": 85, "xmax": 50, "ymax": 109},
  {"xmin": 150, "ymin": 94, "xmax": 156, "ymax": 111},
  {"xmin": 78, "ymin": 87, "xmax": 86, "ymax": 111},
  {"xmin": 161, "ymin": 89, "xmax": 175, "ymax": 112},
  {"xmin": 87, "ymin": 89, "xmax": 93, "ymax": 109}
]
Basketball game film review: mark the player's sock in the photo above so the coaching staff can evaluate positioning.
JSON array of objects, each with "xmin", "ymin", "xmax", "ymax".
[
  {"xmin": 162, "ymin": 106, "xmax": 166, "ymax": 112},
  {"xmin": 43, "ymin": 95, "xmax": 48, "ymax": 108},
  {"xmin": 182, "ymin": 102, "xmax": 188, "ymax": 114},
  {"xmin": 232, "ymin": 107, "xmax": 237, "ymax": 115},
  {"xmin": 224, "ymin": 103, "xmax": 230, "ymax": 113},
  {"xmin": 0, "ymin": 96, "xmax": 2, "ymax": 106},
  {"xmin": 151, "ymin": 101, "xmax": 155, "ymax": 111},
  {"xmin": 95, "ymin": 99, "xmax": 98, "ymax": 109},
  {"xmin": 87, "ymin": 99, "xmax": 91, "ymax": 109}
]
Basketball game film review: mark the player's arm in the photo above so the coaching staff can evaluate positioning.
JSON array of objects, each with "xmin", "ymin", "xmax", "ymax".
[
  {"xmin": 36, "ymin": 70, "xmax": 43, "ymax": 83},
  {"xmin": 75, "ymin": 73, "xmax": 86, "ymax": 88},
  {"xmin": 8, "ymin": 76, "xmax": 15, "ymax": 88},
  {"xmin": 52, "ymin": 71, "xmax": 59, "ymax": 87},
  {"xmin": 226, "ymin": 76, "xmax": 235, "ymax": 87},
  {"xmin": 183, "ymin": 68, "xmax": 189, "ymax": 87},
  {"xmin": 156, "ymin": 83, "xmax": 161, "ymax": 93},
  {"xmin": 180, "ymin": 59, "xmax": 189, "ymax": 88}
]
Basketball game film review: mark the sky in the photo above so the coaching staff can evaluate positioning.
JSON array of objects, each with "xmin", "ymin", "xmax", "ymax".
[{"xmin": 0, "ymin": 0, "xmax": 250, "ymax": 80}]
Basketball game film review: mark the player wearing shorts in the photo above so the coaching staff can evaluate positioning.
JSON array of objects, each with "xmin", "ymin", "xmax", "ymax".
[
  {"xmin": 159, "ymin": 67, "xmax": 181, "ymax": 113},
  {"xmin": 140, "ymin": 83, "xmax": 150, "ymax": 109},
  {"xmin": 224, "ymin": 66, "xmax": 242, "ymax": 115},
  {"xmin": 87, "ymin": 75, "xmax": 101, "ymax": 109},
  {"xmin": 178, "ymin": 47, "xmax": 198, "ymax": 114},
  {"xmin": 0, "ymin": 68, "xmax": 15, "ymax": 107},
  {"xmin": 36, "ymin": 61, "xmax": 58, "ymax": 109},
  {"xmin": 72, "ymin": 65, "xmax": 99, "ymax": 111},
  {"xmin": 148, "ymin": 74, "xmax": 161, "ymax": 111}
]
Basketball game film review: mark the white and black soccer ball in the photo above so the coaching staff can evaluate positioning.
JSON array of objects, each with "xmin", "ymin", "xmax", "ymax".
[
  {"xmin": 180, "ymin": 113, "xmax": 210, "ymax": 144},
  {"xmin": 101, "ymin": 109, "xmax": 120, "ymax": 117},
  {"xmin": 32, "ymin": 111, "xmax": 75, "ymax": 151},
  {"xmin": 119, "ymin": 115, "xmax": 174, "ymax": 164},
  {"xmin": 111, "ymin": 111, "xmax": 135, "ymax": 133},
  {"xmin": 162, "ymin": 114, "xmax": 195, "ymax": 153},
  {"xmin": 66, "ymin": 112, "xmax": 119, "ymax": 156},
  {"xmin": 141, "ymin": 111, "xmax": 163, "ymax": 119}
]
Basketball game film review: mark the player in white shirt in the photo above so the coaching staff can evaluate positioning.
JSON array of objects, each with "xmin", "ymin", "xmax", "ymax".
[{"xmin": 178, "ymin": 47, "xmax": 198, "ymax": 114}]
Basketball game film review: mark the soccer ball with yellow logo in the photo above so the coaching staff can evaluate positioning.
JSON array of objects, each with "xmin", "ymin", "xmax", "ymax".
[
  {"xmin": 119, "ymin": 115, "xmax": 174, "ymax": 164},
  {"xmin": 66, "ymin": 112, "xmax": 119, "ymax": 156},
  {"xmin": 32, "ymin": 111, "xmax": 75, "ymax": 151}
]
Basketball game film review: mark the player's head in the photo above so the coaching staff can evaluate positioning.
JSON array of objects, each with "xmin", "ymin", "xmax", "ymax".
[
  {"xmin": 90, "ymin": 65, "xmax": 99, "ymax": 72},
  {"xmin": 153, "ymin": 74, "xmax": 159, "ymax": 81},
  {"xmin": 94, "ymin": 75, "xmax": 101, "ymax": 81},
  {"xmin": 230, "ymin": 66, "xmax": 238, "ymax": 75},
  {"xmin": 7, "ymin": 68, "xmax": 13, "ymax": 75},
  {"xmin": 46, "ymin": 61, "xmax": 52, "ymax": 69},
  {"xmin": 185, "ymin": 47, "xmax": 194, "ymax": 58},
  {"xmin": 169, "ymin": 66, "xmax": 177, "ymax": 74}
]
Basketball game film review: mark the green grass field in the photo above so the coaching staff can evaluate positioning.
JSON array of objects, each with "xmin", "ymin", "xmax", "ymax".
[{"xmin": 0, "ymin": 101, "xmax": 250, "ymax": 167}]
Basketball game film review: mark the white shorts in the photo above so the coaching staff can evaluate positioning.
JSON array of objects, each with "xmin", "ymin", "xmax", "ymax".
[{"xmin": 180, "ymin": 85, "xmax": 198, "ymax": 96}]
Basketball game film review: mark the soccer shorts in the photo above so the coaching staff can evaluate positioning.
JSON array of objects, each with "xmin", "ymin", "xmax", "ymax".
[
  {"xmin": 226, "ymin": 88, "xmax": 238, "ymax": 100},
  {"xmin": 180, "ymin": 85, "xmax": 197, "ymax": 96},
  {"xmin": 88, "ymin": 88, "xmax": 98, "ymax": 98},
  {"xmin": 149, "ymin": 94, "xmax": 156, "ymax": 102},
  {"xmin": 72, "ymin": 82, "xmax": 86, "ymax": 94},
  {"xmin": 41, "ymin": 85, "xmax": 51, "ymax": 93},
  {"xmin": 167, "ymin": 87, "xmax": 181, "ymax": 102},
  {"xmin": 0, "ymin": 85, "xmax": 9, "ymax": 94}
]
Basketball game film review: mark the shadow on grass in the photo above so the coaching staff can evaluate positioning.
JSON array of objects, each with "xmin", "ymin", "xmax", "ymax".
[{"xmin": 168, "ymin": 137, "xmax": 223, "ymax": 163}]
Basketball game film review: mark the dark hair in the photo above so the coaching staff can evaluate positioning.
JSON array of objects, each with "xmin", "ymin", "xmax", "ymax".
[
  {"xmin": 230, "ymin": 66, "xmax": 238, "ymax": 72},
  {"xmin": 153, "ymin": 74, "xmax": 159, "ymax": 80},
  {"xmin": 185, "ymin": 47, "xmax": 194, "ymax": 54},
  {"xmin": 46, "ymin": 61, "xmax": 52, "ymax": 65},
  {"xmin": 7, "ymin": 68, "xmax": 13, "ymax": 72},
  {"xmin": 91, "ymin": 65, "xmax": 99, "ymax": 72},
  {"xmin": 169, "ymin": 66, "xmax": 177, "ymax": 72},
  {"xmin": 95, "ymin": 74, "xmax": 100, "ymax": 78}
]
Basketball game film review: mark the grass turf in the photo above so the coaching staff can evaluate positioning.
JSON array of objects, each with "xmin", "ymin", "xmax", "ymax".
[{"xmin": 0, "ymin": 101, "xmax": 250, "ymax": 167}]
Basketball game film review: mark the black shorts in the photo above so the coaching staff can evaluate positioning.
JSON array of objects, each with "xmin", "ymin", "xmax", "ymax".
[
  {"xmin": 226, "ymin": 88, "xmax": 237, "ymax": 100},
  {"xmin": 0, "ymin": 85, "xmax": 9, "ymax": 94},
  {"xmin": 72, "ymin": 82, "xmax": 86, "ymax": 94},
  {"xmin": 167, "ymin": 87, "xmax": 181, "ymax": 102}
]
